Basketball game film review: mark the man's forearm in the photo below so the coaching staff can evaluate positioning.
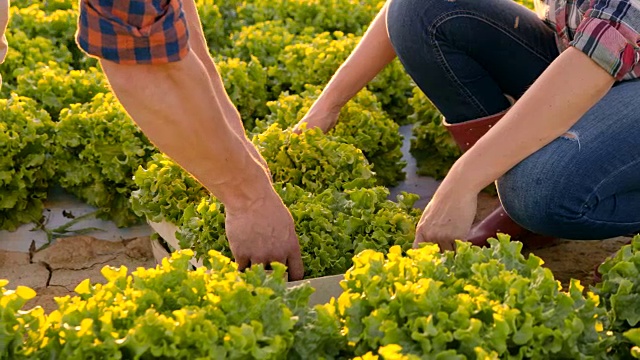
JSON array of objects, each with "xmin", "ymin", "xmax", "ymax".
[
  {"xmin": 180, "ymin": 0, "xmax": 271, "ymax": 171},
  {"xmin": 100, "ymin": 52, "xmax": 274, "ymax": 211},
  {"xmin": 182, "ymin": 0, "xmax": 245, "ymax": 136},
  {"xmin": 0, "ymin": 0, "xmax": 9, "ymax": 64},
  {"xmin": 314, "ymin": 1, "xmax": 396, "ymax": 110},
  {"xmin": 445, "ymin": 47, "xmax": 615, "ymax": 193}
]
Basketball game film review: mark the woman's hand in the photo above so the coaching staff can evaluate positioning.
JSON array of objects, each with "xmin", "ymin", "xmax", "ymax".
[
  {"xmin": 293, "ymin": 1, "xmax": 396, "ymax": 134},
  {"xmin": 293, "ymin": 101, "xmax": 341, "ymax": 134},
  {"xmin": 414, "ymin": 185, "xmax": 478, "ymax": 251},
  {"xmin": 415, "ymin": 48, "xmax": 614, "ymax": 252}
]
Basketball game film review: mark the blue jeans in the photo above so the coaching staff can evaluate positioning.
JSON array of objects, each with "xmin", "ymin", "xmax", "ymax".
[{"xmin": 387, "ymin": 0, "xmax": 640, "ymax": 239}]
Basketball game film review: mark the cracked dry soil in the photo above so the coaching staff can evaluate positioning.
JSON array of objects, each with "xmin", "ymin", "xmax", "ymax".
[
  {"xmin": 0, "ymin": 194, "xmax": 632, "ymax": 312},
  {"xmin": 0, "ymin": 236, "xmax": 156, "ymax": 312}
]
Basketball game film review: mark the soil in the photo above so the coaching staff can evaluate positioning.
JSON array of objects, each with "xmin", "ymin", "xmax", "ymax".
[
  {"xmin": 0, "ymin": 193, "xmax": 630, "ymax": 312},
  {"xmin": 0, "ymin": 236, "xmax": 156, "ymax": 312}
]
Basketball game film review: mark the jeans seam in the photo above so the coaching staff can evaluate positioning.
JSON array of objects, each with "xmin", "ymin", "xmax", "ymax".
[
  {"xmin": 577, "ymin": 157, "xmax": 640, "ymax": 225},
  {"xmin": 428, "ymin": 13, "xmax": 488, "ymax": 116},
  {"xmin": 429, "ymin": 10, "xmax": 556, "ymax": 64},
  {"xmin": 426, "ymin": 10, "xmax": 556, "ymax": 117},
  {"xmin": 570, "ymin": 217, "xmax": 640, "ymax": 227}
]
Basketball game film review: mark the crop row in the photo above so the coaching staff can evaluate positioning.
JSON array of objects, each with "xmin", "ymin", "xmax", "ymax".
[
  {"xmin": 2, "ymin": 235, "xmax": 640, "ymax": 359},
  {"xmin": 3, "ymin": 0, "xmax": 640, "ymax": 358},
  {"xmin": 0, "ymin": 0, "xmax": 455, "ymax": 233}
]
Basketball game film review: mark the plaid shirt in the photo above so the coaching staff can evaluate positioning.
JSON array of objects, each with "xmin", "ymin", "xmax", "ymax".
[
  {"xmin": 537, "ymin": 0, "xmax": 640, "ymax": 81},
  {"xmin": 76, "ymin": 0, "xmax": 189, "ymax": 65}
]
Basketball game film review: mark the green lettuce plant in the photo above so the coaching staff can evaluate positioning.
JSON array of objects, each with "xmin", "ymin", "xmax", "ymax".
[
  {"xmin": 0, "ymin": 95, "xmax": 54, "ymax": 231},
  {"xmin": 331, "ymin": 235, "xmax": 608, "ymax": 358},
  {"xmin": 53, "ymin": 93, "xmax": 157, "ymax": 227}
]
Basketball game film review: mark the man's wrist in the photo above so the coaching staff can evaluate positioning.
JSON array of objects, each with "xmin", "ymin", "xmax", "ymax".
[
  {"xmin": 0, "ymin": 34, "xmax": 7, "ymax": 65},
  {"xmin": 215, "ymin": 160, "xmax": 277, "ymax": 214},
  {"xmin": 223, "ymin": 180, "xmax": 279, "ymax": 215}
]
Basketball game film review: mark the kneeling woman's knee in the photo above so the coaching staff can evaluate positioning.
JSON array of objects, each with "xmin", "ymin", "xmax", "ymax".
[{"xmin": 387, "ymin": 0, "xmax": 434, "ymax": 57}]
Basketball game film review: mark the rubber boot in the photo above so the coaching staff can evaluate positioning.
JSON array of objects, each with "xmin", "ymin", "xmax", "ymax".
[
  {"xmin": 443, "ymin": 109, "xmax": 508, "ymax": 152},
  {"xmin": 443, "ymin": 111, "xmax": 556, "ymax": 248}
]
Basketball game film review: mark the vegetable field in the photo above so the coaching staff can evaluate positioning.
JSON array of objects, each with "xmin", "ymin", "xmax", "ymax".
[
  {"xmin": 2, "ymin": 0, "xmax": 640, "ymax": 358},
  {"xmin": 3, "ymin": 237, "xmax": 640, "ymax": 359}
]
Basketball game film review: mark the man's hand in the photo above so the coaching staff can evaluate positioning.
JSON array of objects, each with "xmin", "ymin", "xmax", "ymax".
[
  {"xmin": 100, "ymin": 50, "xmax": 305, "ymax": 281},
  {"xmin": 225, "ymin": 190, "xmax": 304, "ymax": 280},
  {"xmin": 414, "ymin": 186, "xmax": 477, "ymax": 252}
]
